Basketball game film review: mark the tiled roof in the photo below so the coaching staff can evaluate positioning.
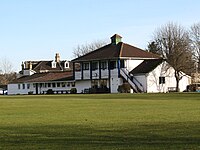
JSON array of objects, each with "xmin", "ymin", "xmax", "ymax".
[
  {"xmin": 130, "ymin": 59, "xmax": 164, "ymax": 74},
  {"xmin": 10, "ymin": 71, "xmax": 73, "ymax": 84},
  {"xmin": 23, "ymin": 61, "xmax": 73, "ymax": 73},
  {"xmin": 72, "ymin": 43, "xmax": 121, "ymax": 62},
  {"xmin": 72, "ymin": 42, "xmax": 161, "ymax": 62}
]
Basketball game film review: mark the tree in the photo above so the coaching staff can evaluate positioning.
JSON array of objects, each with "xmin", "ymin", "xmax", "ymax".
[
  {"xmin": 147, "ymin": 40, "xmax": 162, "ymax": 54},
  {"xmin": 0, "ymin": 58, "xmax": 16, "ymax": 85},
  {"xmin": 73, "ymin": 40, "xmax": 108, "ymax": 58},
  {"xmin": 190, "ymin": 22, "xmax": 200, "ymax": 71},
  {"xmin": 150, "ymin": 22, "xmax": 193, "ymax": 92}
]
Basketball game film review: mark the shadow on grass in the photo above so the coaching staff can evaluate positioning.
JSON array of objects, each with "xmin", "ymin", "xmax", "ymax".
[{"xmin": 1, "ymin": 121, "xmax": 200, "ymax": 150}]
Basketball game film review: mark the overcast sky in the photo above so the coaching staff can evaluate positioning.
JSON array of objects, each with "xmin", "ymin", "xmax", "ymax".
[{"xmin": 0, "ymin": 0, "xmax": 200, "ymax": 71}]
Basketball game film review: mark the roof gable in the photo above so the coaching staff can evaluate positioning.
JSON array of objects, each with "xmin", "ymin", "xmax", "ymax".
[
  {"xmin": 120, "ymin": 43, "xmax": 161, "ymax": 59},
  {"xmin": 130, "ymin": 59, "xmax": 164, "ymax": 74}
]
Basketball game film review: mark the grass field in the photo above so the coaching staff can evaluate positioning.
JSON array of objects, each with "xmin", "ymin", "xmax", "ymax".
[{"xmin": 0, "ymin": 93, "xmax": 200, "ymax": 150}]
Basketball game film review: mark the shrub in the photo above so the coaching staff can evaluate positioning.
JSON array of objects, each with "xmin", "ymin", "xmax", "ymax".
[
  {"xmin": 46, "ymin": 89, "xmax": 54, "ymax": 94},
  {"xmin": 118, "ymin": 83, "xmax": 130, "ymax": 93},
  {"xmin": 28, "ymin": 91, "xmax": 34, "ymax": 95},
  {"xmin": 70, "ymin": 88, "xmax": 77, "ymax": 94}
]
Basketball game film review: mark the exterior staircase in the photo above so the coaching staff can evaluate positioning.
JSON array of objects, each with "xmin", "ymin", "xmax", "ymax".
[{"xmin": 120, "ymin": 68, "xmax": 144, "ymax": 93}]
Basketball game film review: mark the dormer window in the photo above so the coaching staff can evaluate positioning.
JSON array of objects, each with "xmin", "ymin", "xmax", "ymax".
[
  {"xmin": 51, "ymin": 61, "xmax": 57, "ymax": 68},
  {"xmin": 64, "ymin": 61, "xmax": 69, "ymax": 69}
]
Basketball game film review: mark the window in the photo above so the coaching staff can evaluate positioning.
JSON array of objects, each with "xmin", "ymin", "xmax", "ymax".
[
  {"xmin": 18, "ymin": 84, "xmax": 21, "ymax": 89},
  {"xmin": 44, "ymin": 83, "xmax": 48, "ymax": 88},
  {"xmin": 91, "ymin": 80, "xmax": 98, "ymax": 88},
  {"xmin": 62, "ymin": 82, "xmax": 66, "ymax": 87},
  {"xmin": 67, "ymin": 82, "xmax": 70, "ymax": 87},
  {"xmin": 52, "ymin": 83, "xmax": 56, "ymax": 88},
  {"xmin": 64, "ymin": 62, "xmax": 69, "ymax": 68},
  {"xmin": 57, "ymin": 83, "xmax": 60, "ymax": 87},
  {"xmin": 120, "ymin": 60, "xmax": 125, "ymax": 68},
  {"xmin": 23, "ymin": 84, "xmax": 25, "ymax": 89},
  {"xmin": 92, "ymin": 62, "xmax": 98, "ymax": 70},
  {"xmin": 100, "ymin": 79, "xmax": 107, "ymax": 88},
  {"xmin": 48, "ymin": 83, "xmax": 51, "ymax": 87},
  {"xmin": 101, "ymin": 61, "xmax": 107, "ymax": 70},
  {"xmin": 51, "ymin": 62, "xmax": 57, "ymax": 68},
  {"xmin": 71, "ymin": 82, "xmax": 75, "ymax": 87},
  {"xmin": 110, "ymin": 61, "xmax": 116, "ymax": 69},
  {"xmin": 159, "ymin": 77, "xmax": 165, "ymax": 84},
  {"xmin": 83, "ymin": 62, "xmax": 89, "ymax": 70},
  {"xmin": 39, "ymin": 83, "xmax": 43, "ymax": 88},
  {"xmin": 27, "ymin": 84, "xmax": 30, "ymax": 89}
]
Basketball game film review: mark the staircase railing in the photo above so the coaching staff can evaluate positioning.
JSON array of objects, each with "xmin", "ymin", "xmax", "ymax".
[
  {"xmin": 120, "ymin": 68, "xmax": 144, "ymax": 93},
  {"xmin": 120, "ymin": 69, "xmax": 138, "ymax": 92},
  {"xmin": 120, "ymin": 68, "xmax": 138, "ymax": 92},
  {"xmin": 131, "ymin": 75, "xmax": 144, "ymax": 92}
]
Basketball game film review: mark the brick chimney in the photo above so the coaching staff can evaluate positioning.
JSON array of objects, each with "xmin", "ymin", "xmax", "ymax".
[
  {"xmin": 55, "ymin": 53, "xmax": 60, "ymax": 63},
  {"xmin": 111, "ymin": 34, "xmax": 122, "ymax": 45},
  {"xmin": 29, "ymin": 61, "xmax": 32, "ymax": 70},
  {"xmin": 21, "ymin": 62, "xmax": 24, "ymax": 70}
]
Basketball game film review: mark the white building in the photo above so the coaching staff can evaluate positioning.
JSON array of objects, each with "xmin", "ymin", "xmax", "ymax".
[
  {"xmin": 72, "ymin": 34, "xmax": 191, "ymax": 93},
  {"xmin": 8, "ymin": 53, "xmax": 76, "ymax": 95},
  {"xmin": 8, "ymin": 34, "xmax": 191, "ymax": 95}
]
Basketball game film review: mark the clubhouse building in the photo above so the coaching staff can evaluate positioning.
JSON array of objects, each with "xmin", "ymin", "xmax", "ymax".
[{"xmin": 8, "ymin": 34, "xmax": 191, "ymax": 94}]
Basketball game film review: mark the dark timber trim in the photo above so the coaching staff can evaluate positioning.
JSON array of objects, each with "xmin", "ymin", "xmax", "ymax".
[
  {"xmin": 35, "ymin": 83, "xmax": 38, "ymax": 94},
  {"xmin": 81, "ymin": 62, "xmax": 84, "ymax": 80},
  {"xmin": 73, "ymin": 63, "xmax": 75, "ymax": 80},
  {"xmin": 99, "ymin": 60, "xmax": 101, "ymax": 79},
  {"xmin": 90, "ymin": 61, "xmax": 92, "ymax": 80},
  {"xmin": 117, "ymin": 58, "xmax": 120, "ymax": 78},
  {"xmin": 108, "ymin": 60, "xmax": 111, "ymax": 93}
]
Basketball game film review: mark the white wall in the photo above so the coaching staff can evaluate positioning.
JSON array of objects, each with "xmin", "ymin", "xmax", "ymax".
[
  {"xmin": 23, "ymin": 70, "xmax": 35, "ymax": 76},
  {"xmin": 76, "ymin": 80, "xmax": 91, "ymax": 93},
  {"xmin": 75, "ymin": 71, "xmax": 81, "ymax": 80},
  {"xmin": 134, "ymin": 75, "xmax": 147, "ymax": 92},
  {"xmin": 8, "ymin": 81, "xmax": 77, "ymax": 95},
  {"xmin": 83, "ymin": 70, "xmax": 90, "ymax": 79},
  {"xmin": 101, "ymin": 70, "xmax": 109, "ymax": 79},
  {"xmin": 92, "ymin": 70, "xmax": 99, "ymax": 79},
  {"xmin": 110, "ymin": 77, "xmax": 123, "ymax": 93},
  {"xmin": 146, "ymin": 62, "xmax": 191, "ymax": 93},
  {"xmin": 8, "ymin": 83, "xmax": 34, "ymax": 95},
  {"xmin": 178, "ymin": 75, "xmax": 191, "ymax": 92},
  {"xmin": 126, "ymin": 59, "xmax": 144, "ymax": 71}
]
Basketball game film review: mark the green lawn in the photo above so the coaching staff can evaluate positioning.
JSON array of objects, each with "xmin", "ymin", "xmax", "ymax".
[{"xmin": 0, "ymin": 93, "xmax": 200, "ymax": 150}]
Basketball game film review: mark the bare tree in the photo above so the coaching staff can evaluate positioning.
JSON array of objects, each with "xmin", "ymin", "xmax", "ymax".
[
  {"xmin": 0, "ymin": 58, "xmax": 16, "ymax": 85},
  {"xmin": 73, "ymin": 40, "xmax": 108, "ymax": 58},
  {"xmin": 151, "ymin": 22, "xmax": 193, "ymax": 91},
  {"xmin": 190, "ymin": 22, "xmax": 200, "ymax": 71},
  {"xmin": 0, "ymin": 58, "xmax": 13, "ymax": 74},
  {"xmin": 147, "ymin": 40, "xmax": 162, "ymax": 54}
]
